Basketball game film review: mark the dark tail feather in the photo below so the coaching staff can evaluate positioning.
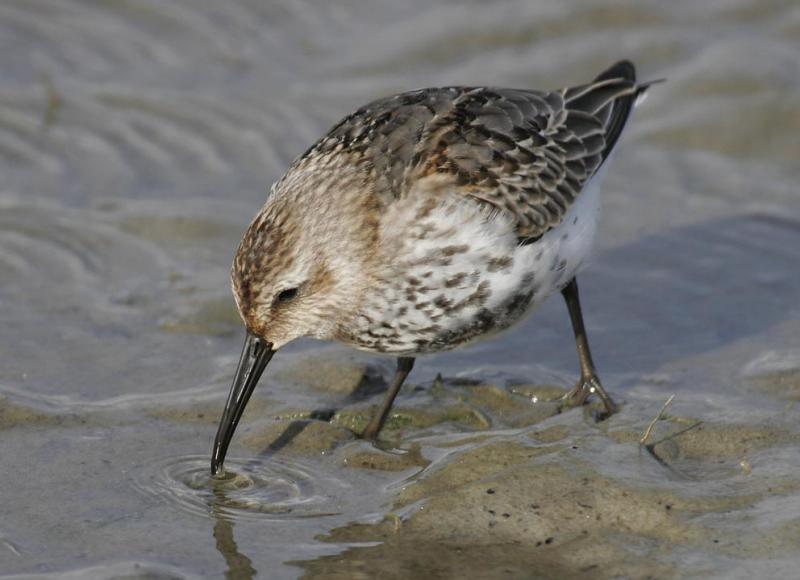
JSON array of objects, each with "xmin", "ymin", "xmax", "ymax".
[
  {"xmin": 590, "ymin": 61, "xmax": 665, "ymax": 162},
  {"xmin": 593, "ymin": 60, "xmax": 638, "ymax": 161},
  {"xmin": 595, "ymin": 59, "xmax": 637, "ymax": 83}
]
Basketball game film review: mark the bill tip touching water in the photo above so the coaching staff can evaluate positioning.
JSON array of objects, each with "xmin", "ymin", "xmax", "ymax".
[{"xmin": 211, "ymin": 60, "xmax": 659, "ymax": 475}]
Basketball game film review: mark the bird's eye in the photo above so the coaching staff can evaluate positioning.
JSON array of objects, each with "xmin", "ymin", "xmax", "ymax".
[{"xmin": 275, "ymin": 287, "xmax": 299, "ymax": 303}]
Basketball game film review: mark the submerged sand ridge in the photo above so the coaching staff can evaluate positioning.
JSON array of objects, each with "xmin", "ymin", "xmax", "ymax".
[
  {"xmin": 164, "ymin": 354, "xmax": 800, "ymax": 579},
  {"xmin": 4, "ymin": 351, "xmax": 786, "ymax": 578}
]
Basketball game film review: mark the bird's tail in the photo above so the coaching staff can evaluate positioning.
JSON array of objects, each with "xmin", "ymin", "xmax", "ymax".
[{"xmin": 564, "ymin": 60, "xmax": 663, "ymax": 163}]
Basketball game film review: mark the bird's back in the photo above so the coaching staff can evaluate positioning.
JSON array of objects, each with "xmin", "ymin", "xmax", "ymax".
[{"xmin": 287, "ymin": 60, "xmax": 646, "ymax": 241}]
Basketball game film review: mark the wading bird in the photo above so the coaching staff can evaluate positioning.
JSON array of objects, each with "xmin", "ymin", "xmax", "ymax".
[{"xmin": 211, "ymin": 60, "xmax": 656, "ymax": 474}]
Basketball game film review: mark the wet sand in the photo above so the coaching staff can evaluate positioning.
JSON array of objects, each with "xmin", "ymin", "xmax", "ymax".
[{"xmin": 276, "ymin": 359, "xmax": 800, "ymax": 579}]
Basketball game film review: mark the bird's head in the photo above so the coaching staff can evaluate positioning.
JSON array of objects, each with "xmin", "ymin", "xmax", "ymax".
[
  {"xmin": 212, "ymin": 176, "xmax": 378, "ymax": 475},
  {"xmin": 231, "ymin": 201, "xmax": 339, "ymax": 350}
]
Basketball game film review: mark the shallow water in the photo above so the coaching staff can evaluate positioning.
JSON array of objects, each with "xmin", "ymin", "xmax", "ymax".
[{"xmin": 1, "ymin": 0, "xmax": 799, "ymax": 577}]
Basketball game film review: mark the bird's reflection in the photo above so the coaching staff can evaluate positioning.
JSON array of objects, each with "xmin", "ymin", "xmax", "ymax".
[
  {"xmin": 207, "ymin": 418, "xmax": 321, "ymax": 580},
  {"xmin": 211, "ymin": 488, "xmax": 256, "ymax": 580}
]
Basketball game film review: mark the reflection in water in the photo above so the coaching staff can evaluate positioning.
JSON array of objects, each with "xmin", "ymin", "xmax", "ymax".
[
  {"xmin": 207, "ymin": 418, "xmax": 350, "ymax": 579},
  {"xmin": 206, "ymin": 415, "xmax": 355, "ymax": 579},
  {"xmin": 295, "ymin": 537, "xmax": 572, "ymax": 580},
  {"xmin": 212, "ymin": 489, "xmax": 256, "ymax": 580}
]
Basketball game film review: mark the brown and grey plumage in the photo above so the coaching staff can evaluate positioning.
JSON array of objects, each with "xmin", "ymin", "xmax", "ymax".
[{"xmin": 212, "ymin": 60, "xmax": 657, "ymax": 474}]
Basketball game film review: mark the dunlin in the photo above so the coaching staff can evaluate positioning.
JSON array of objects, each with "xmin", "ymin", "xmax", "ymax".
[{"xmin": 211, "ymin": 60, "xmax": 656, "ymax": 474}]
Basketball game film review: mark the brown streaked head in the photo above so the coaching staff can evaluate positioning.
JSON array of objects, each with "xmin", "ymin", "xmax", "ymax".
[{"xmin": 212, "ymin": 180, "xmax": 377, "ymax": 475}]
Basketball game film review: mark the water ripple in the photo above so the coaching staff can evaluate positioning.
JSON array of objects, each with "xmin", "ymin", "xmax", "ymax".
[{"xmin": 133, "ymin": 455, "xmax": 346, "ymax": 521}]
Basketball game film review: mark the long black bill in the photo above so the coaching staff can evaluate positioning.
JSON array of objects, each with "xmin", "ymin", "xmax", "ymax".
[{"xmin": 211, "ymin": 331, "xmax": 274, "ymax": 475}]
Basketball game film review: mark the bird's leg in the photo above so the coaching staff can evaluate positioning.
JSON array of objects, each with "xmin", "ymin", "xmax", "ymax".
[
  {"xmin": 560, "ymin": 277, "xmax": 617, "ymax": 416},
  {"xmin": 361, "ymin": 357, "xmax": 415, "ymax": 440}
]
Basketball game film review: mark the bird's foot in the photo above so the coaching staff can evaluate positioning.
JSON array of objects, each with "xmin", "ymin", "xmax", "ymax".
[
  {"xmin": 562, "ymin": 374, "xmax": 617, "ymax": 419},
  {"xmin": 359, "ymin": 414, "xmax": 383, "ymax": 441}
]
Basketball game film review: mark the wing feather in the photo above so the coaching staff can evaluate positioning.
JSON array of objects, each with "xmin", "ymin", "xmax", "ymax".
[
  {"xmin": 300, "ymin": 61, "xmax": 651, "ymax": 239},
  {"xmin": 409, "ymin": 62, "xmax": 644, "ymax": 238}
]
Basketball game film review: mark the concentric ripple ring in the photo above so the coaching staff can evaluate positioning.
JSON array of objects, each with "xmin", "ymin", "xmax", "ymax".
[{"xmin": 133, "ymin": 455, "xmax": 343, "ymax": 521}]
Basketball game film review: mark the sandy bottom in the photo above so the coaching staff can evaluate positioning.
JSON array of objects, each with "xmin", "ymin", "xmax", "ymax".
[
  {"xmin": 3, "ymin": 334, "xmax": 800, "ymax": 580},
  {"xmin": 125, "ymin": 354, "xmax": 800, "ymax": 579}
]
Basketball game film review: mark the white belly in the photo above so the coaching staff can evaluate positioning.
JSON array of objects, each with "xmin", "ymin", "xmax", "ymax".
[
  {"xmin": 509, "ymin": 171, "xmax": 603, "ymax": 311},
  {"xmin": 351, "ymin": 176, "xmax": 603, "ymax": 355}
]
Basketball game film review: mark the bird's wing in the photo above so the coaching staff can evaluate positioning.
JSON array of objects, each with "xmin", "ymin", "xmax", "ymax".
[
  {"xmin": 409, "ymin": 61, "xmax": 645, "ymax": 240},
  {"xmin": 301, "ymin": 61, "xmax": 651, "ymax": 240}
]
